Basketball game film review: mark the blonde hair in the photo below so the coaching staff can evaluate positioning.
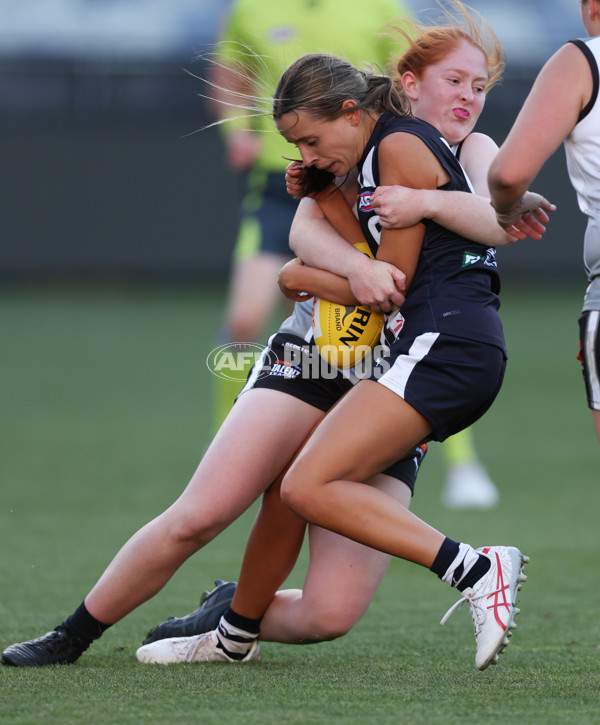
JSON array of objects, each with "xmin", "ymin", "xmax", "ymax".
[{"xmin": 389, "ymin": 1, "xmax": 505, "ymax": 93}]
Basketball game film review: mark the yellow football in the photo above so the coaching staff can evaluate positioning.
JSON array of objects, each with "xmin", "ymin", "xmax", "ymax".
[{"xmin": 312, "ymin": 242, "xmax": 384, "ymax": 370}]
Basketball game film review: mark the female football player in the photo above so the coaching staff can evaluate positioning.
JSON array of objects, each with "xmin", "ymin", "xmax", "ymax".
[{"xmin": 489, "ymin": 0, "xmax": 600, "ymax": 445}]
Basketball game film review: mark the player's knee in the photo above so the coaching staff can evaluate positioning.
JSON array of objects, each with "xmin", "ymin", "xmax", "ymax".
[
  {"xmin": 280, "ymin": 466, "xmax": 313, "ymax": 519},
  {"xmin": 166, "ymin": 510, "xmax": 227, "ymax": 551},
  {"xmin": 302, "ymin": 607, "xmax": 357, "ymax": 642}
]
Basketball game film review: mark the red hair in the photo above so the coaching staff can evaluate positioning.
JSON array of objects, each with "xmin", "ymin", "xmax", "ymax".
[{"xmin": 389, "ymin": 1, "xmax": 504, "ymax": 93}]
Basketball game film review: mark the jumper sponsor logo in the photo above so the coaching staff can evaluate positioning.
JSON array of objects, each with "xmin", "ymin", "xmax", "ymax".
[
  {"xmin": 484, "ymin": 248, "xmax": 498, "ymax": 268},
  {"xmin": 283, "ymin": 341, "xmax": 304, "ymax": 353},
  {"xmin": 358, "ymin": 190, "xmax": 374, "ymax": 212},
  {"xmin": 462, "ymin": 251, "xmax": 483, "ymax": 267},
  {"xmin": 206, "ymin": 342, "xmax": 272, "ymax": 381},
  {"xmin": 386, "ymin": 310, "xmax": 405, "ymax": 337},
  {"xmin": 271, "ymin": 361, "xmax": 301, "ymax": 379},
  {"xmin": 461, "ymin": 248, "xmax": 498, "ymax": 269}
]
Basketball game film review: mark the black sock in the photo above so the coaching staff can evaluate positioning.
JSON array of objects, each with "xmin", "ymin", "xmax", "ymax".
[
  {"xmin": 429, "ymin": 537, "xmax": 461, "ymax": 579},
  {"xmin": 222, "ymin": 607, "xmax": 262, "ymax": 635},
  {"xmin": 60, "ymin": 602, "xmax": 111, "ymax": 643}
]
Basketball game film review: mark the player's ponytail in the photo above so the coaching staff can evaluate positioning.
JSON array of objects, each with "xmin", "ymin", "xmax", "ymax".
[
  {"xmin": 272, "ymin": 53, "xmax": 407, "ymax": 123},
  {"xmin": 362, "ymin": 72, "xmax": 408, "ymax": 117}
]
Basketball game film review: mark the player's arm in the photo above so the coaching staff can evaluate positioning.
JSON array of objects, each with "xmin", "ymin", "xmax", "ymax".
[
  {"xmin": 288, "ymin": 195, "xmax": 373, "ymax": 281},
  {"xmin": 282, "ymin": 171, "xmax": 390, "ymax": 305},
  {"xmin": 372, "ymin": 133, "xmax": 553, "ymax": 244},
  {"xmin": 459, "ymin": 132, "xmax": 555, "ymax": 240},
  {"xmin": 288, "ymin": 176, "xmax": 406, "ymax": 312},
  {"xmin": 278, "ymin": 258, "xmax": 359, "ymax": 306},
  {"xmin": 312, "ymin": 184, "xmax": 366, "ymax": 248},
  {"xmin": 288, "ymin": 167, "xmax": 367, "ymax": 260},
  {"xmin": 488, "ymin": 42, "xmax": 589, "ymax": 224},
  {"xmin": 375, "ymin": 132, "xmax": 440, "ymax": 293}
]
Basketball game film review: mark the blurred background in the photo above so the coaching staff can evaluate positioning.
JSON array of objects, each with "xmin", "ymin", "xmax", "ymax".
[{"xmin": 0, "ymin": 0, "xmax": 588, "ymax": 284}]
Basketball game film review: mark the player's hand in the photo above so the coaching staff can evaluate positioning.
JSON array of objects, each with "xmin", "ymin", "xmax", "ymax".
[
  {"xmin": 278, "ymin": 258, "xmax": 312, "ymax": 301},
  {"xmin": 347, "ymin": 259, "xmax": 406, "ymax": 313},
  {"xmin": 504, "ymin": 207, "xmax": 552, "ymax": 241},
  {"xmin": 494, "ymin": 191, "xmax": 556, "ymax": 236},
  {"xmin": 285, "ymin": 161, "xmax": 336, "ymax": 199},
  {"xmin": 371, "ymin": 185, "xmax": 427, "ymax": 229},
  {"xmin": 285, "ymin": 161, "xmax": 308, "ymax": 199}
]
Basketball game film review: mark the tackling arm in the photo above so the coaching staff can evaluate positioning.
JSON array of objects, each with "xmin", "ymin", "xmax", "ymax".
[
  {"xmin": 372, "ymin": 133, "xmax": 554, "ymax": 245},
  {"xmin": 288, "ymin": 176, "xmax": 406, "ymax": 312},
  {"xmin": 278, "ymin": 258, "xmax": 358, "ymax": 306}
]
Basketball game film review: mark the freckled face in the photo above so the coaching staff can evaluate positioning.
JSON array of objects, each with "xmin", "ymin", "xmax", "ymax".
[
  {"xmin": 276, "ymin": 108, "xmax": 367, "ymax": 177},
  {"xmin": 405, "ymin": 38, "xmax": 488, "ymax": 145}
]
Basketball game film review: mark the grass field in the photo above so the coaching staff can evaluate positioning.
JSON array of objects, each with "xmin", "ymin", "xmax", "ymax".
[{"xmin": 1, "ymin": 282, "xmax": 599, "ymax": 724}]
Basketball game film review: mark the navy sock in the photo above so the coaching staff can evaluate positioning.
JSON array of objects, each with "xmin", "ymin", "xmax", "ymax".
[
  {"xmin": 61, "ymin": 602, "xmax": 111, "ymax": 643},
  {"xmin": 430, "ymin": 537, "xmax": 461, "ymax": 579},
  {"xmin": 222, "ymin": 607, "xmax": 262, "ymax": 635},
  {"xmin": 430, "ymin": 538, "xmax": 491, "ymax": 591}
]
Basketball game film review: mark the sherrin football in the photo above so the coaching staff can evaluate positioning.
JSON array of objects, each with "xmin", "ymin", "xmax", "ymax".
[{"xmin": 312, "ymin": 242, "xmax": 385, "ymax": 370}]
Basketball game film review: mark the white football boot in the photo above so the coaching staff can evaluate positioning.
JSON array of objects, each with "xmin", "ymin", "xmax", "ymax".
[
  {"xmin": 136, "ymin": 630, "xmax": 260, "ymax": 665},
  {"xmin": 440, "ymin": 545, "xmax": 528, "ymax": 670}
]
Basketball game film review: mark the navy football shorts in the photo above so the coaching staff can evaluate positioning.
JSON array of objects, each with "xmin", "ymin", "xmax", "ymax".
[
  {"xmin": 239, "ymin": 332, "xmax": 426, "ymax": 493},
  {"xmin": 374, "ymin": 331, "xmax": 507, "ymax": 442}
]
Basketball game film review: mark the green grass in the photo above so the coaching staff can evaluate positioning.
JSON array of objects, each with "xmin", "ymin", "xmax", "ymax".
[{"xmin": 1, "ymin": 282, "xmax": 598, "ymax": 724}]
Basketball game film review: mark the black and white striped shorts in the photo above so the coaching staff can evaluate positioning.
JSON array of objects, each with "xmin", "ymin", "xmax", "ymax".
[{"xmin": 578, "ymin": 310, "xmax": 600, "ymax": 410}]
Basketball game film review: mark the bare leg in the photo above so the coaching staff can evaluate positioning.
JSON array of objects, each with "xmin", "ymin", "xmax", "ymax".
[
  {"xmin": 259, "ymin": 473, "xmax": 411, "ymax": 643},
  {"xmin": 134, "ymin": 384, "xmax": 525, "ymax": 671},
  {"xmin": 229, "ymin": 418, "xmax": 325, "ymax": 620},
  {"xmin": 85, "ymin": 389, "xmax": 323, "ymax": 624},
  {"xmin": 231, "ymin": 476, "xmax": 308, "ymax": 621},
  {"xmin": 592, "ymin": 408, "xmax": 600, "ymax": 445},
  {"xmin": 281, "ymin": 380, "xmax": 444, "ymax": 566}
]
